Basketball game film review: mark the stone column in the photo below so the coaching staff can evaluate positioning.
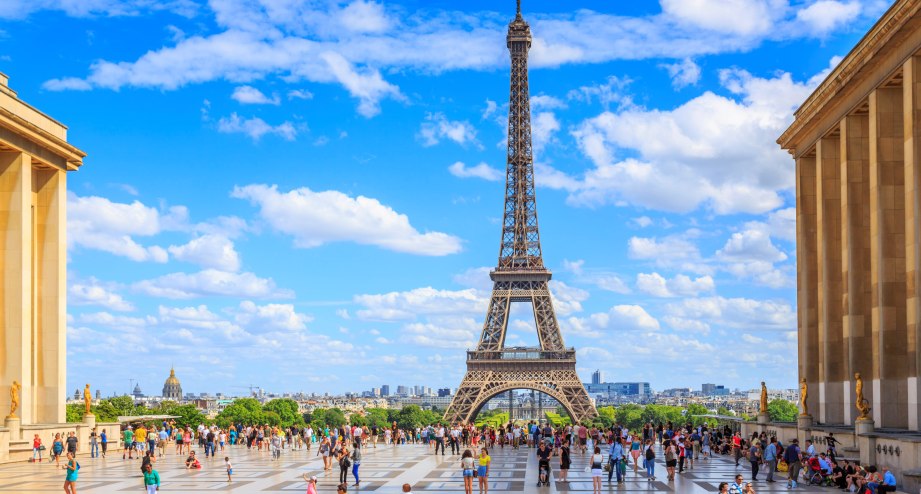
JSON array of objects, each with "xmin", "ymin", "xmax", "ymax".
[
  {"xmin": 841, "ymin": 112, "xmax": 872, "ymax": 426},
  {"xmin": 0, "ymin": 150, "xmax": 32, "ymax": 425},
  {"xmin": 903, "ymin": 55, "xmax": 921, "ymax": 431},
  {"xmin": 33, "ymin": 168, "xmax": 66, "ymax": 424},
  {"xmin": 869, "ymin": 86, "xmax": 909, "ymax": 429},
  {"xmin": 817, "ymin": 135, "xmax": 845, "ymax": 424},
  {"xmin": 797, "ymin": 154, "xmax": 820, "ymax": 417}
]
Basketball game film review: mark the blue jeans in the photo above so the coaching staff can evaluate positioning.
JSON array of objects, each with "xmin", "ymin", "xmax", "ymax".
[
  {"xmin": 646, "ymin": 458, "xmax": 655, "ymax": 478},
  {"xmin": 205, "ymin": 442, "xmax": 215, "ymax": 457},
  {"xmin": 352, "ymin": 462, "xmax": 360, "ymax": 483},
  {"xmin": 608, "ymin": 459, "xmax": 622, "ymax": 482},
  {"xmin": 90, "ymin": 442, "xmax": 98, "ymax": 458}
]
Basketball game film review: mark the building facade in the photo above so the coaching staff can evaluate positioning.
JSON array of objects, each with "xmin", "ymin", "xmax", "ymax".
[
  {"xmin": 0, "ymin": 73, "xmax": 83, "ymax": 425},
  {"xmin": 162, "ymin": 368, "xmax": 182, "ymax": 401},
  {"xmin": 780, "ymin": 0, "xmax": 921, "ymax": 432}
]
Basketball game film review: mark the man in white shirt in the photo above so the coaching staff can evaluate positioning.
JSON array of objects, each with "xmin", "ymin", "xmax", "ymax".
[{"xmin": 434, "ymin": 425, "xmax": 445, "ymax": 455}]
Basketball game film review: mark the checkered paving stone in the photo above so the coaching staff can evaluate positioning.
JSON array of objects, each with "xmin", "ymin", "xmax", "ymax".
[{"xmin": 0, "ymin": 441, "xmax": 838, "ymax": 493}]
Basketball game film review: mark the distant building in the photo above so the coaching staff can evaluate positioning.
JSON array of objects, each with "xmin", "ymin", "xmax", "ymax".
[
  {"xmin": 381, "ymin": 385, "xmax": 390, "ymax": 396},
  {"xmin": 396, "ymin": 385, "xmax": 409, "ymax": 396},
  {"xmin": 584, "ymin": 381, "xmax": 651, "ymax": 397},
  {"xmin": 702, "ymin": 383, "xmax": 729, "ymax": 396},
  {"xmin": 438, "ymin": 388, "xmax": 452, "ymax": 397},
  {"xmin": 591, "ymin": 370, "xmax": 604, "ymax": 385},
  {"xmin": 132, "ymin": 383, "xmax": 144, "ymax": 398},
  {"xmin": 162, "ymin": 367, "xmax": 183, "ymax": 401}
]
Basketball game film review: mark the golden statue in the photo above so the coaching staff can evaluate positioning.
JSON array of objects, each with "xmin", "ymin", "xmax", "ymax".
[
  {"xmin": 83, "ymin": 384, "xmax": 92, "ymax": 415},
  {"xmin": 855, "ymin": 372, "xmax": 871, "ymax": 420},
  {"xmin": 760, "ymin": 381, "xmax": 768, "ymax": 413},
  {"xmin": 800, "ymin": 378, "xmax": 809, "ymax": 416},
  {"xmin": 8, "ymin": 380, "xmax": 20, "ymax": 419}
]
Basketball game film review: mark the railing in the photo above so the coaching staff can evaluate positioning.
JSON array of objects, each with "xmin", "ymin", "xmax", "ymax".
[{"xmin": 467, "ymin": 349, "xmax": 575, "ymax": 361}]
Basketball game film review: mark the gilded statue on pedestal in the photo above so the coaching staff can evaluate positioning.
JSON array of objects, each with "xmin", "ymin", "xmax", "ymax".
[
  {"xmin": 83, "ymin": 384, "xmax": 92, "ymax": 415},
  {"xmin": 8, "ymin": 380, "xmax": 20, "ymax": 419},
  {"xmin": 760, "ymin": 381, "xmax": 768, "ymax": 413},
  {"xmin": 855, "ymin": 372, "xmax": 871, "ymax": 420},
  {"xmin": 800, "ymin": 378, "xmax": 809, "ymax": 416}
]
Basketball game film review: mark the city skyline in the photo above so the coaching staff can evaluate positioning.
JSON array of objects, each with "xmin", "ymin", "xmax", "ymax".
[{"xmin": 0, "ymin": 0, "xmax": 887, "ymax": 395}]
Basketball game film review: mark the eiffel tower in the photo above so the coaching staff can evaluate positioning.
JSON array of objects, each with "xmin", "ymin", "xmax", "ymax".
[{"xmin": 443, "ymin": 1, "xmax": 597, "ymax": 425}]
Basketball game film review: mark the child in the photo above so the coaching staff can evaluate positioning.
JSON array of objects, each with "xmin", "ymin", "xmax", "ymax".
[{"xmin": 225, "ymin": 456, "xmax": 232, "ymax": 482}]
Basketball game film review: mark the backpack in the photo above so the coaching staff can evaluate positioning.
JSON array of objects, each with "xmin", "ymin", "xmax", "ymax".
[
  {"xmin": 340, "ymin": 455, "xmax": 352, "ymax": 469},
  {"xmin": 645, "ymin": 447, "xmax": 655, "ymax": 461}
]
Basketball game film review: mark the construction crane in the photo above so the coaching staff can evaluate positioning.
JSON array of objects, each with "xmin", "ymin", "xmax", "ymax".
[{"xmin": 230, "ymin": 385, "xmax": 261, "ymax": 397}]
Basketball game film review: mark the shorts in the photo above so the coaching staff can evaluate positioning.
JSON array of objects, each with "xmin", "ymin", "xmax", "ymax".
[
  {"xmin": 477, "ymin": 466, "xmax": 488, "ymax": 477},
  {"xmin": 666, "ymin": 459, "xmax": 677, "ymax": 468},
  {"xmin": 176, "ymin": 439, "xmax": 183, "ymax": 445},
  {"xmin": 579, "ymin": 437, "xmax": 586, "ymax": 445},
  {"xmin": 463, "ymin": 469, "xmax": 474, "ymax": 477},
  {"xmin": 227, "ymin": 469, "xmax": 233, "ymax": 475},
  {"xmin": 591, "ymin": 468, "xmax": 603, "ymax": 477}
]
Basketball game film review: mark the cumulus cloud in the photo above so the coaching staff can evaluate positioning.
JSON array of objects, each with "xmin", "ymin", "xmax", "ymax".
[
  {"xmin": 231, "ymin": 85, "xmax": 280, "ymax": 105},
  {"xmin": 168, "ymin": 234, "xmax": 241, "ymax": 271},
  {"xmin": 232, "ymin": 300, "xmax": 312, "ymax": 331},
  {"xmin": 636, "ymin": 272, "xmax": 715, "ymax": 298},
  {"xmin": 448, "ymin": 161, "xmax": 503, "ymax": 181},
  {"xmin": 217, "ymin": 113, "xmax": 296, "ymax": 141},
  {"xmin": 232, "ymin": 184, "xmax": 462, "ymax": 256},
  {"xmin": 69, "ymin": 278, "xmax": 134, "ymax": 312},
  {"xmin": 418, "ymin": 113, "xmax": 479, "ymax": 148},
  {"xmin": 795, "ymin": 1, "xmax": 861, "ymax": 35},
  {"xmin": 354, "ymin": 287, "xmax": 486, "ymax": 321},
  {"xmin": 68, "ymin": 193, "xmax": 179, "ymax": 263},
  {"xmin": 134, "ymin": 269, "xmax": 291, "ymax": 299},
  {"xmin": 661, "ymin": 58, "xmax": 701, "ymax": 89},
  {"xmin": 666, "ymin": 296, "xmax": 795, "ymax": 331}
]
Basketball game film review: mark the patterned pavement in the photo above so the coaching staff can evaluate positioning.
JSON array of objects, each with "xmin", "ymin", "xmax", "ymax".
[{"xmin": 0, "ymin": 440, "xmax": 835, "ymax": 493}]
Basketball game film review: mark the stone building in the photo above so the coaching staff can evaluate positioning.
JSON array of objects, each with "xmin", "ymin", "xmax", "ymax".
[
  {"xmin": 162, "ymin": 368, "xmax": 183, "ymax": 401},
  {"xmin": 773, "ymin": 0, "xmax": 921, "ymax": 488}
]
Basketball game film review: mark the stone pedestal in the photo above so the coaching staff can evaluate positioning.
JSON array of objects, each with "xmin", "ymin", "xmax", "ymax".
[
  {"xmin": 83, "ymin": 413, "xmax": 95, "ymax": 429},
  {"xmin": 855, "ymin": 417, "xmax": 875, "ymax": 435},
  {"xmin": 797, "ymin": 414, "xmax": 814, "ymax": 429},
  {"xmin": 4, "ymin": 417, "xmax": 20, "ymax": 441},
  {"xmin": 757, "ymin": 412, "xmax": 771, "ymax": 425}
]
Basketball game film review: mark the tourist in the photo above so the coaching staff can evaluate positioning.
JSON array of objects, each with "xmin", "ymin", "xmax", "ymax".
[
  {"xmin": 878, "ymin": 466, "xmax": 897, "ymax": 494},
  {"xmin": 730, "ymin": 474, "xmax": 745, "ymax": 494},
  {"xmin": 732, "ymin": 432, "xmax": 742, "ymax": 466},
  {"xmin": 831, "ymin": 460, "xmax": 848, "ymax": 489},
  {"xmin": 644, "ymin": 439, "xmax": 656, "ymax": 481},
  {"xmin": 748, "ymin": 437, "xmax": 762, "ymax": 481},
  {"xmin": 51, "ymin": 433, "xmax": 64, "ymax": 465},
  {"xmin": 677, "ymin": 436, "xmax": 686, "ymax": 473},
  {"xmin": 590, "ymin": 446, "xmax": 604, "ymax": 494},
  {"xmin": 32, "ymin": 434, "xmax": 42, "ymax": 463},
  {"xmin": 664, "ymin": 440, "xmax": 678, "ymax": 481},
  {"xmin": 147, "ymin": 426, "xmax": 156, "ymax": 454},
  {"xmin": 158, "ymin": 427, "xmax": 168, "ymax": 456},
  {"xmin": 784, "ymin": 438, "xmax": 802, "ymax": 489},
  {"xmin": 338, "ymin": 444, "xmax": 351, "ymax": 483},
  {"xmin": 719, "ymin": 482, "xmax": 729, "ymax": 494},
  {"xmin": 434, "ymin": 424, "xmax": 445, "ymax": 455},
  {"xmin": 608, "ymin": 436, "xmax": 624, "ymax": 483},
  {"xmin": 66, "ymin": 431, "xmax": 78, "ymax": 457},
  {"xmin": 136, "ymin": 424, "xmax": 147, "ymax": 456},
  {"xmin": 225, "ymin": 456, "xmax": 233, "ymax": 482},
  {"xmin": 88, "ymin": 428, "xmax": 98, "ymax": 458},
  {"xmin": 123, "ymin": 426, "xmax": 135, "ymax": 460},
  {"xmin": 559, "ymin": 439, "xmax": 571, "ymax": 482},
  {"xmin": 461, "ymin": 449, "xmax": 475, "ymax": 494},
  {"xmin": 764, "ymin": 437, "xmax": 778, "ymax": 483},
  {"xmin": 206, "ymin": 428, "xmax": 216, "ymax": 458},
  {"xmin": 338, "ymin": 482, "xmax": 348, "ymax": 494},
  {"xmin": 826, "ymin": 433, "xmax": 839, "ymax": 462},
  {"xmin": 805, "ymin": 439, "xmax": 816, "ymax": 458},
  {"xmin": 351, "ymin": 441, "xmax": 362, "ymax": 486},
  {"xmin": 61, "ymin": 452, "xmax": 79, "ymax": 494},
  {"xmin": 702, "ymin": 430, "xmax": 712, "ymax": 460},
  {"xmin": 143, "ymin": 463, "xmax": 160, "ymax": 494},
  {"xmin": 854, "ymin": 475, "xmax": 872, "ymax": 494},
  {"xmin": 477, "ymin": 447, "xmax": 491, "ymax": 494},
  {"xmin": 100, "ymin": 429, "xmax": 107, "ymax": 458},
  {"xmin": 319, "ymin": 436, "xmax": 332, "ymax": 470},
  {"xmin": 629, "ymin": 434, "xmax": 641, "ymax": 474},
  {"xmin": 744, "ymin": 482, "xmax": 756, "ymax": 494},
  {"xmin": 185, "ymin": 450, "xmax": 201, "ymax": 470}
]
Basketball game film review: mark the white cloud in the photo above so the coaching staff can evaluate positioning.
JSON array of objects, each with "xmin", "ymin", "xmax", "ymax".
[
  {"xmin": 69, "ymin": 278, "xmax": 134, "ymax": 312},
  {"xmin": 628, "ymin": 236, "xmax": 700, "ymax": 262},
  {"xmin": 354, "ymin": 287, "xmax": 485, "ymax": 321},
  {"xmin": 448, "ymin": 161, "xmax": 503, "ymax": 181},
  {"xmin": 561, "ymin": 259, "xmax": 584, "ymax": 275},
  {"xmin": 795, "ymin": 1, "xmax": 861, "ymax": 35},
  {"xmin": 531, "ymin": 94, "xmax": 567, "ymax": 110},
  {"xmin": 766, "ymin": 207, "xmax": 796, "ymax": 241},
  {"xmin": 0, "ymin": 0, "xmax": 197, "ymax": 19},
  {"xmin": 418, "ymin": 113, "xmax": 479, "ymax": 147},
  {"xmin": 319, "ymin": 51, "xmax": 403, "ymax": 117},
  {"xmin": 632, "ymin": 216, "xmax": 653, "ymax": 228},
  {"xmin": 660, "ymin": 0, "xmax": 787, "ymax": 37},
  {"xmin": 168, "ymin": 234, "xmax": 241, "ymax": 272},
  {"xmin": 482, "ymin": 99, "xmax": 498, "ymax": 119},
  {"xmin": 232, "ymin": 184, "xmax": 462, "ymax": 256},
  {"xmin": 567, "ymin": 62, "xmax": 837, "ymax": 214},
  {"xmin": 531, "ymin": 111, "xmax": 560, "ymax": 155},
  {"xmin": 287, "ymin": 89, "xmax": 313, "ymax": 100},
  {"xmin": 550, "ymin": 281, "xmax": 589, "ymax": 316},
  {"xmin": 581, "ymin": 304, "xmax": 661, "ymax": 332},
  {"xmin": 217, "ymin": 113, "xmax": 296, "ymax": 141},
  {"xmin": 68, "ymin": 193, "xmax": 174, "ymax": 263},
  {"xmin": 231, "ymin": 85, "xmax": 280, "ymax": 105},
  {"xmin": 78, "ymin": 311, "xmax": 150, "ymax": 327},
  {"xmin": 661, "ymin": 58, "xmax": 701, "ymax": 89},
  {"xmin": 134, "ymin": 269, "xmax": 291, "ymax": 299},
  {"xmin": 716, "ymin": 227, "xmax": 787, "ymax": 263},
  {"xmin": 667, "ymin": 296, "xmax": 795, "ymax": 331},
  {"xmin": 402, "ymin": 318, "xmax": 480, "ymax": 349},
  {"xmin": 567, "ymin": 76, "xmax": 633, "ymax": 110},
  {"xmin": 232, "ymin": 300, "xmax": 312, "ymax": 331},
  {"xmin": 636, "ymin": 272, "xmax": 715, "ymax": 298}
]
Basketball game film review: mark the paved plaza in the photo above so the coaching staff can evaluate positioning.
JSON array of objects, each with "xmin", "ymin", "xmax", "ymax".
[{"xmin": 0, "ymin": 441, "xmax": 836, "ymax": 493}]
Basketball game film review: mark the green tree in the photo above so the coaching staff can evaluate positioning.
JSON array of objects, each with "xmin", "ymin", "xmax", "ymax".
[
  {"xmin": 167, "ymin": 404, "xmax": 209, "ymax": 428},
  {"xmin": 717, "ymin": 406, "xmax": 733, "ymax": 417},
  {"xmin": 397, "ymin": 405, "xmax": 425, "ymax": 429},
  {"xmin": 767, "ymin": 399, "xmax": 798, "ymax": 422},
  {"xmin": 686, "ymin": 403, "xmax": 715, "ymax": 427},
  {"xmin": 323, "ymin": 408, "xmax": 347, "ymax": 427},
  {"xmin": 349, "ymin": 414, "xmax": 368, "ymax": 427},
  {"xmin": 365, "ymin": 408, "xmax": 389, "ymax": 429},
  {"xmin": 263, "ymin": 399, "xmax": 301, "ymax": 427},
  {"xmin": 613, "ymin": 404, "xmax": 645, "ymax": 431},
  {"xmin": 66, "ymin": 404, "xmax": 84, "ymax": 423},
  {"xmin": 215, "ymin": 398, "xmax": 264, "ymax": 428}
]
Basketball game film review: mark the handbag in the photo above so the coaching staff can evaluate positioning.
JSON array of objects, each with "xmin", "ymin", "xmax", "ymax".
[{"xmin": 39, "ymin": 445, "xmax": 46, "ymax": 451}]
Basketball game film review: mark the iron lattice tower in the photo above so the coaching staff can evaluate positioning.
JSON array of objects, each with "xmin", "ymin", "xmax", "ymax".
[{"xmin": 443, "ymin": 2, "xmax": 597, "ymax": 425}]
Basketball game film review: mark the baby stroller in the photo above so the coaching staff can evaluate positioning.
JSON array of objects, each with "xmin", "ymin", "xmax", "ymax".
[
  {"xmin": 537, "ymin": 458, "xmax": 551, "ymax": 486},
  {"xmin": 803, "ymin": 457, "xmax": 827, "ymax": 485}
]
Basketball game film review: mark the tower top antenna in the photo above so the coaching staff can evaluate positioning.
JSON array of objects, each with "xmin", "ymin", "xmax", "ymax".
[{"xmin": 516, "ymin": 0, "xmax": 521, "ymax": 17}]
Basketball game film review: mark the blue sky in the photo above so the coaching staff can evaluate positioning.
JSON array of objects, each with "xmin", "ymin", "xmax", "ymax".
[{"xmin": 0, "ymin": 0, "xmax": 889, "ymax": 398}]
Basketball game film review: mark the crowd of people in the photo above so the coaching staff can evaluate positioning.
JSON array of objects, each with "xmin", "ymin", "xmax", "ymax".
[{"xmin": 33, "ymin": 418, "xmax": 902, "ymax": 494}]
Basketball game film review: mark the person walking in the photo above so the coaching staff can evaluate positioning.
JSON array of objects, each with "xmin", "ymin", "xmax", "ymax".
[
  {"xmin": 590, "ymin": 446, "xmax": 604, "ymax": 494},
  {"xmin": 52, "ymin": 433, "xmax": 64, "ymax": 465},
  {"xmin": 351, "ymin": 441, "xmax": 362, "ymax": 486},
  {"xmin": 664, "ymin": 440, "xmax": 677, "ymax": 481},
  {"xmin": 477, "ymin": 448, "xmax": 491, "ymax": 494},
  {"xmin": 749, "ymin": 440, "xmax": 762, "ymax": 481},
  {"xmin": 608, "ymin": 436, "xmax": 624, "ymax": 483},
  {"xmin": 62, "ymin": 452, "xmax": 79, "ymax": 494},
  {"xmin": 784, "ymin": 439, "xmax": 801, "ymax": 489},
  {"xmin": 630, "ymin": 435, "xmax": 641, "ymax": 474},
  {"xmin": 644, "ymin": 439, "xmax": 656, "ymax": 481},
  {"xmin": 89, "ymin": 428, "xmax": 98, "ymax": 458},
  {"xmin": 338, "ymin": 445, "xmax": 351, "ymax": 484},
  {"xmin": 763, "ymin": 437, "xmax": 777, "ymax": 483},
  {"xmin": 32, "ymin": 434, "xmax": 42, "ymax": 463},
  {"xmin": 319, "ymin": 436, "xmax": 332, "ymax": 470},
  {"xmin": 559, "ymin": 440, "xmax": 571, "ymax": 482},
  {"xmin": 461, "ymin": 449, "xmax": 475, "ymax": 494},
  {"xmin": 303, "ymin": 474, "xmax": 318, "ymax": 494},
  {"xmin": 143, "ymin": 463, "xmax": 160, "ymax": 494},
  {"xmin": 100, "ymin": 429, "xmax": 108, "ymax": 458}
]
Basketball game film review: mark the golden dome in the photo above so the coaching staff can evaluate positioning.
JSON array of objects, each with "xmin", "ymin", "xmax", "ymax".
[{"xmin": 164, "ymin": 367, "xmax": 181, "ymax": 386}]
